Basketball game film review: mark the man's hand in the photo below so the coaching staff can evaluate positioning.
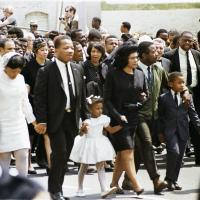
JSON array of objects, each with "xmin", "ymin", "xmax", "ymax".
[{"xmin": 34, "ymin": 123, "xmax": 47, "ymax": 134}]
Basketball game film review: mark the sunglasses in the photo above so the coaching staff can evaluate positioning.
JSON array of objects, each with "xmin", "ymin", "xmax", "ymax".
[{"xmin": 30, "ymin": 25, "xmax": 38, "ymax": 27}]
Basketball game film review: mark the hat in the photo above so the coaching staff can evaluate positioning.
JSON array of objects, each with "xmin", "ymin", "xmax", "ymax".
[{"xmin": 30, "ymin": 21, "xmax": 38, "ymax": 26}]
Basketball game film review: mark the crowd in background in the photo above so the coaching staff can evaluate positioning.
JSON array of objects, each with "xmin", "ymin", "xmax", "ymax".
[{"xmin": 0, "ymin": 4, "xmax": 200, "ymax": 200}]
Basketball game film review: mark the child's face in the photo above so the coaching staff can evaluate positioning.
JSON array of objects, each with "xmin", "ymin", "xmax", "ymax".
[
  {"xmin": 169, "ymin": 76, "xmax": 185, "ymax": 92},
  {"xmin": 90, "ymin": 102, "xmax": 103, "ymax": 118}
]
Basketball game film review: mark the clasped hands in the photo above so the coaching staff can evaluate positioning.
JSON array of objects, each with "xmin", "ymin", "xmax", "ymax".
[{"xmin": 32, "ymin": 121, "xmax": 47, "ymax": 135}]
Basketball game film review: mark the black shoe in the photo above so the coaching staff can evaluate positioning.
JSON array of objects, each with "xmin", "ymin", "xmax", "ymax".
[
  {"xmin": 166, "ymin": 180, "xmax": 175, "ymax": 191},
  {"xmin": 50, "ymin": 192, "xmax": 67, "ymax": 200},
  {"xmin": 135, "ymin": 188, "xmax": 144, "ymax": 196},
  {"xmin": 37, "ymin": 160, "xmax": 48, "ymax": 168},
  {"xmin": 105, "ymin": 167, "xmax": 113, "ymax": 172},
  {"xmin": 28, "ymin": 169, "xmax": 37, "ymax": 175},
  {"xmin": 122, "ymin": 180, "xmax": 133, "ymax": 190},
  {"xmin": 173, "ymin": 182, "xmax": 182, "ymax": 190}
]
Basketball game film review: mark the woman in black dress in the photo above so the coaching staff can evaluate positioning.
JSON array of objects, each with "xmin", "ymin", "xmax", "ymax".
[
  {"xmin": 22, "ymin": 38, "xmax": 51, "ymax": 174},
  {"xmin": 82, "ymin": 42, "xmax": 105, "ymax": 97},
  {"xmin": 104, "ymin": 44, "xmax": 147, "ymax": 194}
]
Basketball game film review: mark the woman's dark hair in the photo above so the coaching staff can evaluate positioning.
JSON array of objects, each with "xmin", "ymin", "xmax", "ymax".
[
  {"xmin": 33, "ymin": 38, "xmax": 47, "ymax": 54},
  {"xmin": 113, "ymin": 44, "xmax": 138, "ymax": 70},
  {"xmin": 6, "ymin": 55, "xmax": 25, "ymax": 70},
  {"xmin": 87, "ymin": 42, "xmax": 105, "ymax": 61}
]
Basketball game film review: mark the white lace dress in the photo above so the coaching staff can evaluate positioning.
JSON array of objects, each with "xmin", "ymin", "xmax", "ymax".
[
  {"xmin": 0, "ymin": 70, "xmax": 35, "ymax": 152},
  {"xmin": 70, "ymin": 115, "xmax": 116, "ymax": 164}
]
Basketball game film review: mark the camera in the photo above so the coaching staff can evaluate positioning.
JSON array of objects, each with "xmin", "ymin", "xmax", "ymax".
[{"xmin": 59, "ymin": 17, "xmax": 65, "ymax": 21}]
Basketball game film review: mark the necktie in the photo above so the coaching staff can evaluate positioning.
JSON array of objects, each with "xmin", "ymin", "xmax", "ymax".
[
  {"xmin": 66, "ymin": 64, "xmax": 75, "ymax": 110},
  {"xmin": 147, "ymin": 66, "xmax": 151, "ymax": 85},
  {"xmin": 174, "ymin": 93, "xmax": 178, "ymax": 106},
  {"xmin": 186, "ymin": 51, "xmax": 192, "ymax": 86}
]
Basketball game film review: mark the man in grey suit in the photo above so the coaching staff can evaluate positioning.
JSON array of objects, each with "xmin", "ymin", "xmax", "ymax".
[
  {"xmin": 158, "ymin": 72, "xmax": 200, "ymax": 190},
  {"xmin": 34, "ymin": 36, "xmax": 88, "ymax": 200}
]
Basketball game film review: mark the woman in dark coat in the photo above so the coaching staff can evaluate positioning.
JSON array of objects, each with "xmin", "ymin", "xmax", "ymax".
[
  {"xmin": 82, "ymin": 42, "xmax": 105, "ymax": 97},
  {"xmin": 104, "ymin": 44, "xmax": 147, "ymax": 194}
]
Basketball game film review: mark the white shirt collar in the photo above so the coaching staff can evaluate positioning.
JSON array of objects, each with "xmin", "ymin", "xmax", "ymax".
[
  {"xmin": 179, "ymin": 47, "xmax": 190, "ymax": 55},
  {"xmin": 171, "ymin": 89, "xmax": 180, "ymax": 97}
]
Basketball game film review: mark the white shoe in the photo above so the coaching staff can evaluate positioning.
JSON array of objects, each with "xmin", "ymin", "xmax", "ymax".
[
  {"xmin": 101, "ymin": 186, "xmax": 117, "ymax": 198},
  {"xmin": 76, "ymin": 190, "xmax": 86, "ymax": 197}
]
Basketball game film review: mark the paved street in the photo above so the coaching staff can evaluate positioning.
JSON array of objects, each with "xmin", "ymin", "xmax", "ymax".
[{"xmin": 30, "ymin": 153, "xmax": 200, "ymax": 200}]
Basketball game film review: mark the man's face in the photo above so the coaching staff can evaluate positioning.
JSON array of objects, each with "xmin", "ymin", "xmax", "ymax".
[
  {"xmin": 154, "ymin": 42, "xmax": 164, "ymax": 59},
  {"xmin": 55, "ymin": 39, "xmax": 74, "ymax": 63},
  {"xmin": 92, "ymin": 20, "xmax": 100, "ymax": 29},
  {"xmin": 3, "ymin": 41, "xmax": 15, "ymax": 55},
  {"xmin": 19, "ymin": 41, "xmax": 28, "ymax": 55},
  {"xmin": 76, "ymin": 31, "xmax": 87, "ymax": 47},
  {"xmin": 105, "ymin": 38, "xmax": 118, "ymax": 54},
  {"xmin": 159, "ymin": 32, "xmax": 168, "ymax": 42},
  {"xmin": 142, "ymin": 44, "xmax": 157, "ymax": 65},
  {"xmin": 73, "ymin": 44, "xmax": 83, "ymax": 62},
  {"xmin": 47, "ymin": 40, "xmax": 55, "ymax": 59},
  {"xmin": 179, "ymin": 33, "xmax": 193, "ymax": 52}
]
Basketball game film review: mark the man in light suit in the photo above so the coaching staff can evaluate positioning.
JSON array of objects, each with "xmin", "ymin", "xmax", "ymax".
[
  {"xmin": 163, "ymin": 31, "xmax": 200, "ymax": 166},
  {"xmin": 158, "ymin": 72, "xmax": 200, "ymax": 190},
  {"xmin": 34, "ymin": 36, "xmax": 88, "ymax": 200}
]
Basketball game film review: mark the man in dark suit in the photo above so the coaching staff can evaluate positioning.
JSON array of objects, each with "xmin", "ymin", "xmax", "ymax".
[
  {"xmin": 163, "ymin": 31, "xmax": 200, "ymax": 166},
  {"xmin": 158, "ymin": 72, "xmax": 200, "ymax": 190},
  {"xmin": 34, "ymin": 36, "xmax": 88, "ymax": 200}
]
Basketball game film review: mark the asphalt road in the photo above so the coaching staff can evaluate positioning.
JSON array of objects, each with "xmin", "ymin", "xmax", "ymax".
[{"xmin": 30, "ymin": 152, "xmax": 200, "ymax": 200}]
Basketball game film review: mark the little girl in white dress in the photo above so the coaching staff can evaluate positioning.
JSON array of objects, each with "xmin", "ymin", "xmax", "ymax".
[{"xmin": 70, "ymin": 96, "xmax": 122, "ymax": 198}]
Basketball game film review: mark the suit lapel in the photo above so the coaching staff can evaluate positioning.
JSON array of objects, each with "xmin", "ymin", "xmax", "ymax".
[
  {"xmin": 174, "ymin": 49, "xmax": 181, "ymax": 71},
  {"xmin": 52, "ymin": 62, "xmax": 66, "ymax": 94},
  {"xmin": 70, "ymin": 62, "xmax": 79, "ymax": 97}
]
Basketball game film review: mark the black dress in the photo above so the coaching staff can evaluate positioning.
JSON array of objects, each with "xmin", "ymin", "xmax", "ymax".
[{"xmin": 104, "ymin": 68, "xmax": 147, "ymax": 152}]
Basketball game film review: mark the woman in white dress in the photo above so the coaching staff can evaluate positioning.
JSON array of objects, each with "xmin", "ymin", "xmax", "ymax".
[
  {"xmin": 0, "ymin": 52, "xmax": 37, "ymax": 176},
  {"xmin": 70, "ymin": 96, "xmax": 121, "ymax": 198}
]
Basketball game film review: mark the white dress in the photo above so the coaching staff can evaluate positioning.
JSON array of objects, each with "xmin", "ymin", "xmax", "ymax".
[
  {"xmin": 70, "ymin": 115, "xmax": 116, "ymax": 164},
  {"xmin": 0, "ymin": 70, "xmax": 35, "ymax": 152}
]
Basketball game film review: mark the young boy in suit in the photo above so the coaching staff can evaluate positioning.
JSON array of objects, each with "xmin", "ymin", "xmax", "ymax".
[{"xmin": 158, "ymin": 72, "xmax": 200, "ymax": 191}]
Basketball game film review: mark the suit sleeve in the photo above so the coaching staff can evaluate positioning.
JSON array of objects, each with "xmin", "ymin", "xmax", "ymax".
[
  {"xmin": 158, "ymin": 95, "xmax": 166, "ymax": 133},
  {"xmin": 188, "ymin": 97, "xmax": 200, "ymax": 134},
  {"xmin": 33, "ymin": 67, "xmax": 48, "ymax": 123},
  {"xmin": 104, "ymin": 72, "xmax": 122, "ymax": 123}
]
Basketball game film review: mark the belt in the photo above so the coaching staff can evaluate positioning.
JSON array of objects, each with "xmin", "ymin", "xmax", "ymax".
[{"xmin": 65, "ymin": 108, "xmax": 72, "ymax": 113}]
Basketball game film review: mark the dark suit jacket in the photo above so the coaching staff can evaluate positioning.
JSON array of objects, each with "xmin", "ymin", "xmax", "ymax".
[
  {"xmin": 34, "ymin": 61, "xmax": 88, "ymax": 134},
  {"xmin": 163, "ymin": 48, "xmax": 200, "ymax": 114},
  {"xmin": 163, "ymin": 48, "xmax": 200, "ymax": 78},
  {"xmin": 158, "ymin": 91, "xmax": 200, "ymax": 141}
]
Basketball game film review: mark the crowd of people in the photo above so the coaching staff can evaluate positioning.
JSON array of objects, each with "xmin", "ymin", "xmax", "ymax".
[{"xmin": 0, "ymin": 4, "xmax": 200, "ymax": 200}]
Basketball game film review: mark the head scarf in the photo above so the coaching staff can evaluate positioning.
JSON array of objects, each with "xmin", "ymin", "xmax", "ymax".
[{"xmin": 1, "ymin": 52, "xmax": 21, "ymax": 69}]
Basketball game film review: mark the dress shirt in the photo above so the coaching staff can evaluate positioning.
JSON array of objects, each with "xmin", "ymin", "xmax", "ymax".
[
  {"xmin": 179, "ymin": 47, "xmax": 198, "ymax": 87},
  {"xmin": 56, "ymin": 58, "xmax": 75, "ymax": 109},
  {"xmin": 171, "ymin": 89, "xmax": 181, "ymax": 106},
  {"xmin": 138, "ymin": 60, "xmax": 152, "ymax": 81}
]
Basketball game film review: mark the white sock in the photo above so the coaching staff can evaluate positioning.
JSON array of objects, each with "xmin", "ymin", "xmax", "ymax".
[
  {"xmin": 14, "ymin": 148, "xmax": 29, "ymax": 176},
  {"xmin": 78, "ymin": 164, "xmax": 88, "ymax": 191},
  {"xmin": 97, "ymin": 168, "xmax": 107, "ymax": 192}
]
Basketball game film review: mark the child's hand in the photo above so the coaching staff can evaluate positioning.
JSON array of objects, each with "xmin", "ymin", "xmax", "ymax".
[{"xmin": 79, "ymin": 122, "xmax": 89, "ymax": 136}]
